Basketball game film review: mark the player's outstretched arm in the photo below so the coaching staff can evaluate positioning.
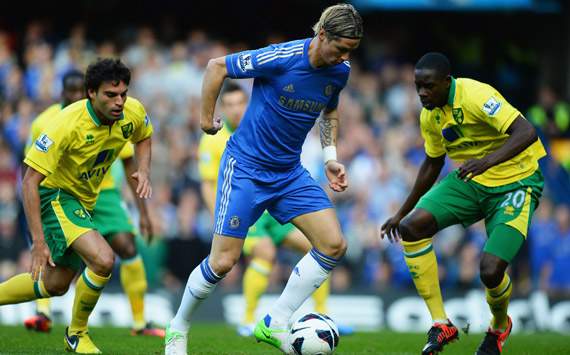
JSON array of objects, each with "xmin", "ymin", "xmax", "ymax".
[
  {"xmin": 132, "ymin": 137, "xmax": 152, "ymax": 200},
  {"xmin": 200, "ymin": 56, "xmax": 227, "ymax": 135},
  {"xmin": 380, "ymin": 154, "xmax": 445, "ymax": 242},
  {"xmin": 123, "ymin": 156, "xmax": 153, "ymax": 240},
  {"xmin": 457, "ymin": 115, "xmax": 538, "ymax": 181},
  {"xmin": 22, "ymin": 166, "xmax": 54, "ymax": 280},
  {"xmin": 320, "ymin": 108, "xmax": 347, "ymax": 192}
]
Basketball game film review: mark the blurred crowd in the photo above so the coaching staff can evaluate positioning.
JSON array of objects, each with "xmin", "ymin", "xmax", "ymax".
[{"xmin": 1, "ymin": 22, "xmax": 569, "ymax": 299}]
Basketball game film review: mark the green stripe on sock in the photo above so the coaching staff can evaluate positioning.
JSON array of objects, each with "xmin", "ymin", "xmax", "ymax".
[
  {"xmin": 494, "ymin": 279, "xmax": 512, "ymax": 298},
  {"xmin": 404, "ymin": 244, "xmax": 433, "ymax": 258},
  {"xmin": 82, "ymin": 271, "xmax": 103, "ymax": 291},
  {"xmin": 33, "ymin": 281, "xmax": 42, "ymax": 298}
]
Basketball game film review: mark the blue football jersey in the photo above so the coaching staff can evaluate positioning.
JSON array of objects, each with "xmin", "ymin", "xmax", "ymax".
[{"xmin": 225, "ymin": 38, "xmax": 350, "ymax": 169}]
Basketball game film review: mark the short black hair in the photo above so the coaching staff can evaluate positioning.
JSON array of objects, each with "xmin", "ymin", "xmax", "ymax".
[
  {"xmin": 61, "ymin": 69, "xmax": 84, "ymax": 89},
  {"xmin": 221, "ymin": 81, "xmax": 246, "ymax": 97},
  {"xmin": 85, "ymin": 58, "xmax": 131, "ymax": 92},
  {"xmin": 415, "ymin": 52, "xmax": 451, "ymax": 78}
]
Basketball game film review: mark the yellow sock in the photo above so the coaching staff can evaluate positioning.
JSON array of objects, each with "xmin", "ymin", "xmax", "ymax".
[
  {"xmin": 70, "ymin": 268, "xmax": 111, "ymax": 332},
  {"xmin": 36, "ymin": 298, "xmax": 52, "ymax": 316},
  {"xmin": 0, "ymin": 273, "xmax": 50, "ymax": 305},
  {"xmin": 402, "ymin": 238, "xmax": 447, "ymax": 323},
  {"xmin": 313, "ymin": 278, "xmax": 330, "ymax": 314},
  {"xmin": 486, "ymin": 273, "xmax": 512, "ymax": 330},
  {"xmin": 120, "ymin": 255, "xmax": 148, "ymax": 330},
  {"xmin": 243, "ymin": 258, "xmax": 272, "ymax": 324}
]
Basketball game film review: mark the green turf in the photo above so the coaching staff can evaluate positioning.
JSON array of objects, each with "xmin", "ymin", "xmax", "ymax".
[{"xmin": 0, "ymin": 324, "xmax": 568, "ymax": 354}]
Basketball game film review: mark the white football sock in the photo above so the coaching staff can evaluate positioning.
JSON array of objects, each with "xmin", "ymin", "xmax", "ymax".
[
  {"xmin": 268, "ymin": 249, "xmax": 338, "ymax": 328},
  {"xmin": 170, "ymin": 256, "xmax": 222, "ymax": 333}
]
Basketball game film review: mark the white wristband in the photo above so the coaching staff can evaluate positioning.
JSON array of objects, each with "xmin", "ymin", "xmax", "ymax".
[{"xmin": 323, "ymin": 146, "xmax": 337, "ymax": 164}]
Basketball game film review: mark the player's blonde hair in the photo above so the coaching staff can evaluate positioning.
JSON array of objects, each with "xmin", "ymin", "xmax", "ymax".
[{"xmin": 312, "ymin": 3, "xmax": 363, "ymax": 40}]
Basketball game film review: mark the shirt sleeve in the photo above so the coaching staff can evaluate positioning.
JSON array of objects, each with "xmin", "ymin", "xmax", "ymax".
[
  {"xmin": 119, "ymin": 143, "xmax": 135, "ymax": 160},
  {"xmin": 470, "ymin": 83, "xmax": 521, "ymax": 134},
  {"xmin": 198, "ymin": 134, "xmax": 221, "ymax": 182},
  {"xmin": 130, "ymin": 103, "xmax": 154, "ymax": 143},
  {"xmin": 420, "ymin": 110, "xmax": 446, "ymax": 158},
  {"xmin": 225, "ymin": 43, "xmax": 303, "ymax": 79},
  {"xmin": 23, "ymin": 121, "xmax": 69, "ymax": 177}
]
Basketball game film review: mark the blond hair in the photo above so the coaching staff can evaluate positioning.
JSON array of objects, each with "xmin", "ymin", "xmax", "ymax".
[{"xmin": 312, "ymin": 3, "xmax": 363, "ymax": 40}]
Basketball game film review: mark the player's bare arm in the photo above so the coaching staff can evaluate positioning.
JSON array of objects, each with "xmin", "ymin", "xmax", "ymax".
[
  {"xmin": 381, "ymin": 154, "xmax": 445, "ymax": 242},
  {"xmin": 458, "ymin": 115, "xmax": 538, "ymax": 181},
  {"xmin": 22, "ymin": 166, "xmax": 55, "ymax": 280},
  {"xmin": 132, "ymin": 137, "xmax": 152, "ymax": 199},
  {"xmin": 123, "ymin": 155, "xmax": 153, "ymax": 239},
  {"xmin": 320, "ymin": 108, "xmax": 347, "ymax": 192},
  {"xmin": 200, "ymin": 56, "xmax": 227, "ymax": 135}
]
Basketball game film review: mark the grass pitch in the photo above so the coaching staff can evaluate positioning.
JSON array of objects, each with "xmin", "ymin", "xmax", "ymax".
[{"xmin": 0, "ymin": 324, "xmax": 568, "ymax": 354}]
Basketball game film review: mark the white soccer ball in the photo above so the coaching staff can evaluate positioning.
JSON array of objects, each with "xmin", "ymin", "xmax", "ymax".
[{"xmin": 288, "ymin": 313, "xmax": 339, "ymax": 355}]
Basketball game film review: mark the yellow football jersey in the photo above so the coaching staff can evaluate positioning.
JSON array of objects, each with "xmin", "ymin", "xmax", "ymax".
[
  {"xmin": 25, "ymin": 103, "xmax": 63, "ymax": 154},
  {"xmin": 420, "ymin": 77, "xmax": 546, "ymax": 187},
  {"xmin": 99, "ymin": 144, "xmax": 134, "ymax": 191},
  {"xmin": 198, "ymin": 124, "xmax": 233, "ymax": 190},
  {"xmin": 24, "ymin": 98, "xmax": 153, "ymax": 210}
]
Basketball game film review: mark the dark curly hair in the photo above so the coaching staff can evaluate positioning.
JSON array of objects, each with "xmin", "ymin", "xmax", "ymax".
[{"xmin": 85, "ymin": 58, "xmax": 131, "ymax": 92}]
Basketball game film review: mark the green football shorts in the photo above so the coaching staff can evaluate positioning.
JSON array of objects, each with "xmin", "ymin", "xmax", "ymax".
[
  {"xmin": 416, "ymin": 169, "xmax": 544, "ymax": 262},
  {"xmin": 92, "ymin": 188, "xmax": 135, "ymax": 240},
  {"xmin": 243, "ymin": 211, "xmax": 295, "ymax": 255},
  {"xmin": 39, "ymin": 187, "xmax": 95, "ymax": 270}
]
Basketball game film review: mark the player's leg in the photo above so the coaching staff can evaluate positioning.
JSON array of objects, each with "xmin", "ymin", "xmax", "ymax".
[
  {"xmin": 66, "ymin": 230, "xmax": 114, "ymax": 354},
  {"xmin": 476, "ymin": 171, "xmax": 543, "ymax": 355},
  {"xmin": 241, "ymin": 229, "xmax": 276, "ymax": 336},
  {"xmin": 400, "ymin": 172, "xmax": 483, "ymax": 354},
  {"xmin": 110, "ymin": 232, "xmax": 163, "ymax": 337},
  {"xmin": 0, "ymin": 263, "xmax": 75, "ymax": 305},
  {"xmin": 251, "ymin": 166, "xmax": 344, "ymax": 353},
  {"xmin": 281, "ymin": 228, "xmax": 330, "ymax": 315},
  {"xmin": 166, "ymin": 153, "xmax": 262, "ymax": 355}
]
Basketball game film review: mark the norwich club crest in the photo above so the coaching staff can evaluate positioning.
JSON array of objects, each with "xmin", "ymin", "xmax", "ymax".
[
  {"xmin": 452, "ymin": 108, "xmax": 464, "ymax": 125},
  {"xmin": 121, "ymin": 122, "xmax": 134, "ymax": 139},
  {"xmin": 86, "ymin": 134, "xmax": 95, "ymax": 145}
]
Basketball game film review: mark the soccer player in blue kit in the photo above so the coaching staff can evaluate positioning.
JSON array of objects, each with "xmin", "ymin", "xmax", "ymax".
[{"xmin": 165, "ymin": 4, "xmax": 363, "ymax": 355}]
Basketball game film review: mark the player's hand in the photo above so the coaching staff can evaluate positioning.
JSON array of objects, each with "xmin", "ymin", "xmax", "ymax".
[
  {"xmin": 30, "ymin": 240, "xmax": 54, "ymax": 281},
  {"xmin": 325, "ymin": 160, "xmax": 348, "ymax": 192},
  {"xmin": 201, "ymin": 116, "xmax": 223, "ymax": 135},
  {"xmin": 139, "ymin": 212, "xmax": 154, "ymax": 243},
  {"xmin": 380, "ymin": 214, "xmax": 403, "ymax": 243},
  {"xmin": 457, "ymin": 158, "xmax": 490, "ymax": 181},
  {"xmin": 132, "ymin": 170, "xmax": 152, "ymax": 199}
]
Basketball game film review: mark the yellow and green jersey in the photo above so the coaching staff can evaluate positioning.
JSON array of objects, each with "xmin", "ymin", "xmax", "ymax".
[
  {"xmin": 198, "ymin": 123, "xmax": 233, "ymax": 190},
  {"xmin": 25, "ymin": 103, "xmax": 64, "ymax": 154},
  {"xmin": 24, "ymin": 98, "xmax": 153, "ymax": 210},
  {"xmin": 99, "ymin": 144, "xmax": 134, "ymax": 191},
  {"xmin": 420, "ymin": 77, "xmax": 546, "ymax": 187}
]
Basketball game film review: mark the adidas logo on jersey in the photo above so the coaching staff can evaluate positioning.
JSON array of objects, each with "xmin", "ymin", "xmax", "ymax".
[{"xmin": 283, "ymin": 84, "xmax": 295, "ymax": 93}]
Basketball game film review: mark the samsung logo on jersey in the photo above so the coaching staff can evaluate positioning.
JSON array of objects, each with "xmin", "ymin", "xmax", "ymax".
[
  {"xmin": 79, "ymin": 165, "xmax": 111, "ymax": 181},
  {"xmin": 278, "ymin": 96, "xmax": 326, "ymax": 113}
]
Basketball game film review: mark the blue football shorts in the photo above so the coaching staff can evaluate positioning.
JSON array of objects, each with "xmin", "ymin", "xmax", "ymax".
[{"xmin": 213, "ymin": 151, "xmax": 333, "ymax": 238}]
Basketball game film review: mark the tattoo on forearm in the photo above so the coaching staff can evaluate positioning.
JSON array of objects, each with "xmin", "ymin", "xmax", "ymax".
[{"xmin": 319, "ymin": 116, "xmax": 338, "ymax": 147}]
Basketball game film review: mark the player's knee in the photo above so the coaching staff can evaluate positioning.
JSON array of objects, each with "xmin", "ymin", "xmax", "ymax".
[
  {"xmin": 44, "ymin": 279, "xmax": 70, "ymax": 296},
  {"xmin": 253, "ymin": 238, "xmax": 276, "ymax": 262},
  {"xmin": 399, "ymin": 216, "xmax": 422, "ymax": 242},
  {"xmin": 321, "ymin": 237, "xmax": 347, "ymax": 259},
  {"xmin": 479, "ymin": 258, "xmax": 503, "ymax": 288},
  {"xmin": 92, "ymin": 249, "xmax": 115, "ymax": 276},
  {"xmin": 117, "ymin": 241, "xmax": 137, "ymax": 260},
  {"xmin": 210, "ymin": 254, "xmax": 239, "ymax": 276}
]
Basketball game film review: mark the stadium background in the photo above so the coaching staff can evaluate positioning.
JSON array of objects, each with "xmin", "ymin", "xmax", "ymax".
[{"xmin": 0, "ymin": 0, "xmax": 569, "ymax": 335}]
